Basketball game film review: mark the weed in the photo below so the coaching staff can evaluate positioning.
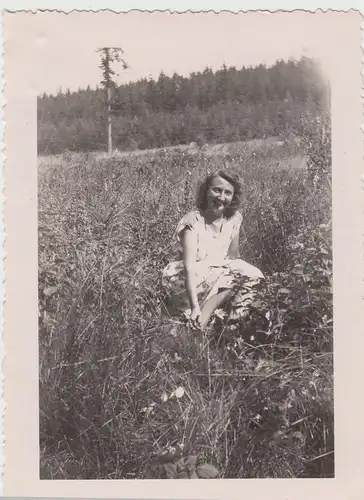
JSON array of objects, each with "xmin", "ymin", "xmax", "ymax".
[{"xmin": 39, "ymin": 134, "xmax": 333, "ymax": 479}]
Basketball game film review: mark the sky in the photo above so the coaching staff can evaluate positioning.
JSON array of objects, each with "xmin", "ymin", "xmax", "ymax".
[{"xmin": 4, "ymin": 10, "xmax": 335, "ymax": 95}]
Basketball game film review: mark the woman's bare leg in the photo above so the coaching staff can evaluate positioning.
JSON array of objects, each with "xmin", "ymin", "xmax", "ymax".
[{"xmin": 200, "ymin": 289, "xmax": 233, "ymax": 329}]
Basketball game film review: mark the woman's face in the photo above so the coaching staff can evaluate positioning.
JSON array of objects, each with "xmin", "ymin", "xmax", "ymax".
[{"xmin": 206, "ymin": 175, "xmax": 234, "ymax": 216}]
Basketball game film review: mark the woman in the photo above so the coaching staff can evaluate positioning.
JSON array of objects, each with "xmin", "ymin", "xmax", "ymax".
[{"xmin": 162, "ymin": 170, "xmax": 264, "ymax": 330}]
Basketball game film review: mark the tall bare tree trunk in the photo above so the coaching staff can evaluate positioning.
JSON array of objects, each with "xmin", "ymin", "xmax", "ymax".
[
  {"xmin": 107, "ymin": 85, "xmax": 112, "ymax": 155},
  {"xmin": 97, "ymin": 46, "xmax": 128, "ymax": 155}
]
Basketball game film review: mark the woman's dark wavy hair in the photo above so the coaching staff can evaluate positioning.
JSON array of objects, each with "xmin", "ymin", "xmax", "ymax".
[{"xmin": 196, "ymin": 169, "xmax": 242, "ymax": 219}]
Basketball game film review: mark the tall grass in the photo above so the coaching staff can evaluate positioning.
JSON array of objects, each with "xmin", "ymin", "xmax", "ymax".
[{"xmin": 38, "ymin": 136, "xmax": 333, "ymax": 479}]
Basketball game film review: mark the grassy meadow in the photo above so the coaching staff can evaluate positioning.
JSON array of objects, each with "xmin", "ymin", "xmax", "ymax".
[{"xmin": 38, "ymin": 135, "xmax": 333, "ymax": 479}]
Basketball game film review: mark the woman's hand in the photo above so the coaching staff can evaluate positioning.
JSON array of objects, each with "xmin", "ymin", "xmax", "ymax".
[{"xmin": 190, "ymin": 306, "xmax": 202, "ymax": 330}]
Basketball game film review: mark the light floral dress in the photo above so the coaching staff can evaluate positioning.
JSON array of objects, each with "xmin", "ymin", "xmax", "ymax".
[{"xmin": 162, "ymin": 210, "xmax": 264, "ymax": 319}]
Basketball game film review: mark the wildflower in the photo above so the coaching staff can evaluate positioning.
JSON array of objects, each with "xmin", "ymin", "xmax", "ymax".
[
  {"xmin": 170, "ymin": 386, "xmax": 185, "ymax": 399},
  {"xmin": 174, "ymin": 386, "xmax": 185, "ymax": 399},
  {"xmin": 170, "ymin": 326, "xmax": 178, "ymax": 337},
  {"xmin": 140, "ymin": 402, "xmax": 156, "ymax": 417},
  {"xmin": 214, "ymin": 308, "xmax": 226, "ymax": 320},
  {"xmin": 161, "ymin": 393, "xmax": 168, "ymax": 403}
]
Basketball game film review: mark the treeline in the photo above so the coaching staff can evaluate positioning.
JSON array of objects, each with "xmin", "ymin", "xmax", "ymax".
[{"xmin": 38, "ymin": 57, "xmax": 329, "ymax": 154}]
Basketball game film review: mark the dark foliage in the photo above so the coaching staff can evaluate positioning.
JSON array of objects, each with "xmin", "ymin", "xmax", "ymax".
[{"xmin": 38, "ymin": 57, "xmax": 328, "ymax": 154}]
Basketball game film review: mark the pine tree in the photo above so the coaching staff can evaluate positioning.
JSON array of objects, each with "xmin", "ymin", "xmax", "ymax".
[{"xmin": 97, "ymin": 47, "xmax": 128, "ymax": 154}]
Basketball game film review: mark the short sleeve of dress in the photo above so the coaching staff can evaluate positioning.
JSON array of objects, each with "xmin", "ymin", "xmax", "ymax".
[
  {"xmin": 231, "ymin": 211, "xmax": 243, "ymax": 239},
  {"xmin": 175, "ymin": 211, "xmax": 200, "ymax": 242}
]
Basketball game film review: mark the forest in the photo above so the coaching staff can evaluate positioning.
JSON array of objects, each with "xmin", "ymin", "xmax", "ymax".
[{"xmin": 37, "ymin": 57, "xmax": 329, "ymax": 154}]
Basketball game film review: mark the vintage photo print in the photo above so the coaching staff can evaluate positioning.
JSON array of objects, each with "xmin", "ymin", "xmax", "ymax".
[{"xmin": 3, "ymin": 9, "xmax": 364, "ymax": 499}]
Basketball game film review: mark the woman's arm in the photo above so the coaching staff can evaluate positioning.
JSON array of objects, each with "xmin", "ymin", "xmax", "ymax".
[
  {"xmin": 228, "ymin": 233, "xmax": 240, "ymax": 259},
  {"xmin": 181, "ymin": 228, "xmax": 201, "ymax": 325}
]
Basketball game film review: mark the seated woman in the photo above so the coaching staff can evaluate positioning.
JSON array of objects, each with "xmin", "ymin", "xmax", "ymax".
[{"xmin": 162, "ymin": 170, "xmax": 264, "ymax": 330}]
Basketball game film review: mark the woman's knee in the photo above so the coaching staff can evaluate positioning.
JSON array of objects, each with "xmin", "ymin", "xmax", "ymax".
[{"xmin": 230, "ymin": 259, "xmax": 264, "ymax": 278}]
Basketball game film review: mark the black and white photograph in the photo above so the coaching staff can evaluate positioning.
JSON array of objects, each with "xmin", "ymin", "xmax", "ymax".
[{"xmin": 35, "ymin": 11, "xmax": 335, "ymax": 481}]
